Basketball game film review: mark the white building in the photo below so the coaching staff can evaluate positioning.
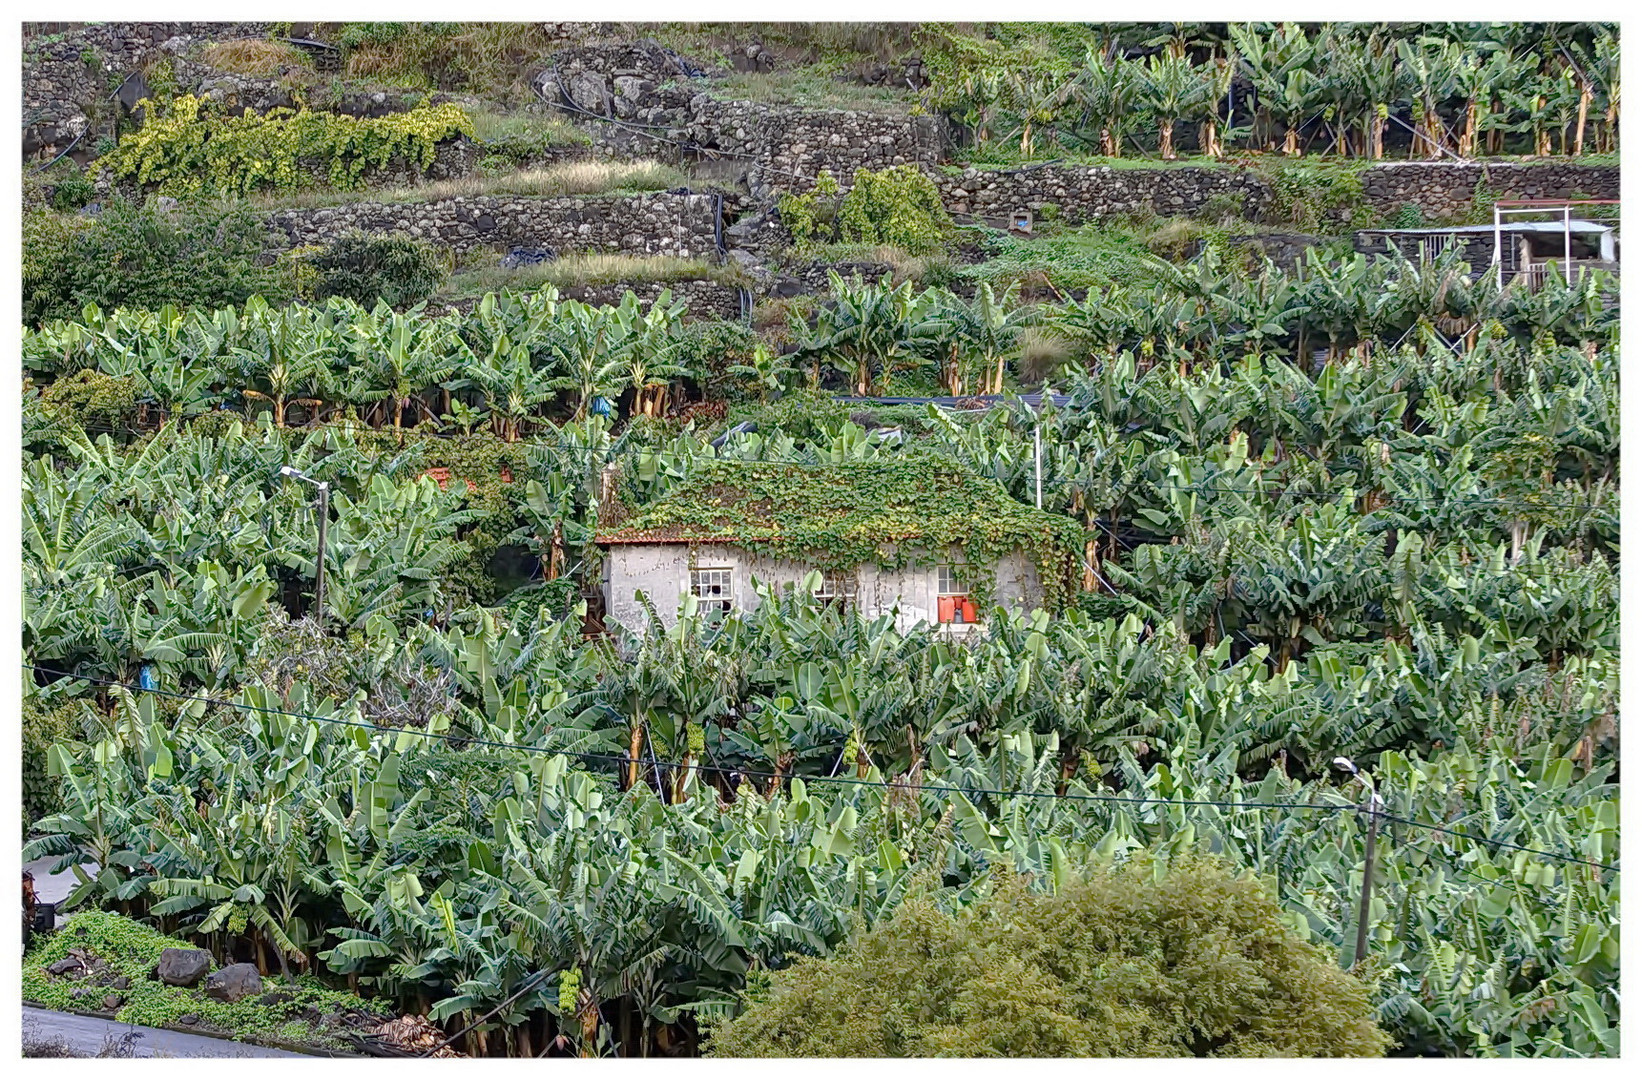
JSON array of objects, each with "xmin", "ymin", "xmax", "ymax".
[{"xmin": 595, "ymin": 458, "xmax": 1079, "ymax": 635}]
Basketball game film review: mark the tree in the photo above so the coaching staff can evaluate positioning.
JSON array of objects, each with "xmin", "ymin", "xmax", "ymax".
[
  {"xmin": 707, "ymin": 856, "xmax": 1392, "ymax": 1057},
  {"xmin": 1139, "ymin": 53, "xmax": 1197, "ymax": 160},
  {"xmin": 1075, "ymin": 51, "xmax": 1139, "ymax": 158}
]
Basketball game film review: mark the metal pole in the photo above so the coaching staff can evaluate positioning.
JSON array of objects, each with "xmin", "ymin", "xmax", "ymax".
[
  {"xmin": 314, "ymin": 482, "xmax": 329, "ymax": 626},
  {"xmin": 1493, "ymin": 204, "xmax": 1502, "ymax": 289},
  {"xmin": 1564, "ymin": 205, "xmax": 1572, "ymax": 284},
  {"xmin": 1352, "ymin": 790, "xmax": 1381, "ymax": 968},
  {"xmin": 1034, "ymin": 420, "xmax": 1043, "ymax": 509}
]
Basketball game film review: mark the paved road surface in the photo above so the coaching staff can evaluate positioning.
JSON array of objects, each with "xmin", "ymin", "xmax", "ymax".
[{"xmin": 23, "ymin": 1004, "xmax": 310, "ymax": 1057}]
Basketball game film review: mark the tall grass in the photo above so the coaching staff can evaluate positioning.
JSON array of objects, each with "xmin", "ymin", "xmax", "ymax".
[
  {"xmin": 199, "ymin": 39, "xmax": 314, "ymax": 77},
  {"xmin": 252, "ymin": 160, "xmax": 688, "ymax": 210},
  {"xmin": 441, "ymin": 253, "xmax": 749, "ymax": 302}
]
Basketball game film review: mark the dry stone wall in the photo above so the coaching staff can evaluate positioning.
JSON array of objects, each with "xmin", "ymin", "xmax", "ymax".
[
  {"xmin": 936, "ymin": 160, "xmax": 1620, "ymax": 228},
  {"xmin": 23, "ymin": 22, "xmax": 270, "ymax": 157},
  {"xmin": 1357, "ymin": 162, "xmax": 1620, "ymax": 217},
  {"xmin": 937, "ymin": 164, "xmax": 1273, "ymax": 224},
  {"xmin": 683, "ymin": 99, "xmax": 944, "ymax": 199},
  {"xmin": 264, "ymin": 192, "xmax": 725, "ymax": 258},
  {"xmin": 559, "ymin": 279, "xmax": 743, "ymax": 320}
]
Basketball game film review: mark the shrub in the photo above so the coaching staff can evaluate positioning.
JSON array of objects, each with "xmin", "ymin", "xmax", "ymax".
[
  {"xmin": 199, "ymin": 39, "xmax": 313, "ymax": 77},
  {"xmin": 707, "ymin": 856, "xmax": 1391, "ymax": 1057},
  {"xmin": 39, "ymin": 369, "xmax": 142, "ymax": 430},
  {"xmin": 22, "ymin": 198, "xmax": 285, "ymax": 325},
  {"xmin": 307, "ymin": 231, "xmax": 448, "ymax": 308},
  {"xmin": 780, "ymin": 165, "xmax": 953, "ymax": 255},
  {"xmin": 93, "ymin": 94, "xmax": 472, "ymax": 197},
  {"xmin": 48, "ymin": 171, "xmax": 97, "ymax": 212},
  {"xmin": 836, "ymin": 164, "xmax": 953, "ymax": 253},
  {"xmin": 22, "ymin": 698, "xmax": 84, "ymax": 835}
]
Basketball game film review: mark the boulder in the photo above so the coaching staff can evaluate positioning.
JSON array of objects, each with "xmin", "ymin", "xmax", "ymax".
[
  {"xmin": 156, "ymin": 947, "xmax": 212, "ymax": 988},
  {"xmin": 203, "ymin": 962, "xmax": 263, "ymax": 1003},
  {"xmin": 102, "ymin": 994, "xmax": 124, "ymax": 1011}
]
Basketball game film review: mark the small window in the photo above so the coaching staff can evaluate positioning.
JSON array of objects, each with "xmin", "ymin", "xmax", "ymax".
[
  {"xmin": 690, "ymin": 567, "xmax": 734, "ymax": 617},
  {"xmin": 936, "ymin": 564, "xmax": 978, "ymax": 626},
  {"xmin": 813, "ymin": 569, "xmax": 857, "ymax": 610}
]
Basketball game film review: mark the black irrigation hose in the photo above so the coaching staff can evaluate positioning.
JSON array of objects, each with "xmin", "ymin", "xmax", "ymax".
[{"xmin": 419, "ymin": 968, "xmax": 553, "ymax": 1058}]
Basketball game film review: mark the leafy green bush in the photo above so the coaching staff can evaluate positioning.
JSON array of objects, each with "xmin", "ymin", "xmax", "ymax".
[
  {"xmin": 22, "ymin": 199, "xmax": 285, "ymax": 325},
  {"xmin": 708, "ymin": 857, "xmax": 1392, "ymax": 1057},
  {"xmin": 39, "ymin": 369, "xmax": 142, "ymax": 430},
  {"xmin": 48, "ymin": 171, "xmax": 97, "ymax": 212},
  {"xmin": 307, "ymin": 231, "xmax": 448, "ymax": 308},
  {"xmin": 1265, "ymin": 162, "xmax": 1371, "ymax": 232},
  {"xmin": 94, "ymin": 94, "xmax": 472, "ymax": 197},
  {"xmin": 22, "ymin": 698, "xmax": 82, "ymax": 835},
  {"xmin": 780, "ymin": 166, "xmax": 953, "ymax": 254}
]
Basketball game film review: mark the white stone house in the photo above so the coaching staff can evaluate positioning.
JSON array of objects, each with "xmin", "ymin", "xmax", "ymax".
[{"xmin": 595, "ymin": 459, "xmax": 1079, "ymax": 635}]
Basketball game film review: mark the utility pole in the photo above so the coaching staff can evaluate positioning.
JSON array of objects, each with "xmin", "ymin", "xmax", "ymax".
[
  {"xmin": 280, "ymin": 466, "xmax": 330, "ymax": 627},
  {"xmin": 1334, "ymin": 756, "xmax": 1382, "ymax": 969},
  {"xmin": 1034, "ymin": 420, "xmax": 1043, "ymax": 509}
]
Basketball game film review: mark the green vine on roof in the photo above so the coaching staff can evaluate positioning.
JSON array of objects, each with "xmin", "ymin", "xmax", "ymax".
[
  {"xmin": 611, "ymin": 455, "xmax": 1083, "ymax": 609},
  {"xmin": 93, "ymin": 94, "xmax": 473, "ymax": 197}
]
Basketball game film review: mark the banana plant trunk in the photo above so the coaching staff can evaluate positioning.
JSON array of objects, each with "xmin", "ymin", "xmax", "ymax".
[
  {"xmin": 1575, "ymin": 85, "xmax": 1590, "ymax": 155},
  {"xmin": 627, "ymin": 722, "xmax": 643, "ymax": 790},
  {"xmin": 578, "ymin": 989, "xmax": 599, "ymax": 1057},
  {"xmin": 1159, "ymin": 120, "xmax": 1175, "ymax": 159}
]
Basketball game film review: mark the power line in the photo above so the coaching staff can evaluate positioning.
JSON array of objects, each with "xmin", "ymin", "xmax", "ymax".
[{"xmin": 24, "ymin": 663, "xmax": 1619, "ymax": 873}]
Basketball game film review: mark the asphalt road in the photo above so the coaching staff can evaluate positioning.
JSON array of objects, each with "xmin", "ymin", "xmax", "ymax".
[{"xmin": 23, "ymin": 1004, "xmax": 310, "ymax": 1058}]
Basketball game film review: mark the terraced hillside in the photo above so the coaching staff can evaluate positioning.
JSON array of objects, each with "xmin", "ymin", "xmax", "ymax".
[{"xmin": 21, "ymin": 21, "xmax": 1620, "ymax": 1060}]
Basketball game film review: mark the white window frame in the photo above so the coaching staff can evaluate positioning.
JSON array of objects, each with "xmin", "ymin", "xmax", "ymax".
[
  {"xmin": 690, "ymin": 566, "xmax": 735, "ymax": 617},
  {"xmin": 813, "ymin": 569, "xmax": 858, "ymax": 609},
  {"xmin": 937, "ymin": 563, "xmax": 967, "ymax": 597}
]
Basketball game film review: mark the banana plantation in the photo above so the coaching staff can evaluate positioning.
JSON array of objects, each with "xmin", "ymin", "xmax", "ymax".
[
  {"xmin": 932, "ymin": 22, "xmax": 1619, "ymax": 161},
  {"xmin": 22, "ymin": 261, "xmax": 1619, "ymax": 1054}
]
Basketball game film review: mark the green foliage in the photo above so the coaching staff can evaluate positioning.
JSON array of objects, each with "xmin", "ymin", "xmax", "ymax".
[
  {"xmin": 22, "ymin": 911, "xmax": 382, "ymax": 1051},
  {"xmin": 22, "ymin": 199, "xmax": 284, "ymax": 326},
  {"xmin": 22, "ymin": 698, "xmax": 83, "ymax": 835},
  {"xmin": 48, "ymin": 171, "xmax": 97, "ymax": 212},
  {"xmin": 39, "ymin": 369, "xmax": 141, "ymax": 430},
  {"xmin": 836, "ymin": 166, "xmax": 953, "ymax": 254},
  {"xmin": 93, "ymin": 94, "xmax": 472, "ymax": 197},
  {"xmin": 306, "ymin": 231, "xmax": 448, "ymax": 309},
  {"xmin": 1389, "ymin": 202, "xmax": 1425, "ymax": 229},
  {"xmin": 708, "ymin": 857, "xmax": 1391, "ymax": 1056},
  {"xmin": 1265, "ymin": 162, "xmax": 1372, "ymax": 232},
  {"xmin": 608, "ymin": 455, "xmax": 1083, "ymax": 608},
  {"xmin": 781, "ymin": 166, "xmax": 953, "ymax": 255}
]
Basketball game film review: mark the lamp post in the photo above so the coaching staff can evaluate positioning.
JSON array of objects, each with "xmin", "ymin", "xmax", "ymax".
[
  {"xmin": 1334, "ymin": 756, "xmax": 1382, "ymax": 968},
  {"xmin": 279, "ymin": 466, "xmax": 329, "ymax": 626}
]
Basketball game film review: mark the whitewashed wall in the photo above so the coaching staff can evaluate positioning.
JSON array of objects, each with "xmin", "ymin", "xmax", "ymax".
[{"xmin": 601, "ymin": 542, "xmax": 1045, "ymax": 635}]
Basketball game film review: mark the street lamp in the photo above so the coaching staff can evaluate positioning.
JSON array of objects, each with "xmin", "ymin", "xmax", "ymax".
[
  {"xmin": 279, "ymin": 466, "xmax": 330, "ymax": 626},
  {"xmin": 1334, "ymin": 756, "xmax": 1383, "ymax": 968}
]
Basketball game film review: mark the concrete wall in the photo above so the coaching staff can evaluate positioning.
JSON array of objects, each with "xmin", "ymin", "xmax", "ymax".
[{"xmin": 602, "ymin": 542, "xmax": 1044, "ymax": 634}]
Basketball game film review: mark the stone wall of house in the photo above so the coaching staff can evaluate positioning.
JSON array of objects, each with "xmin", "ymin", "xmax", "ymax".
[
  {"xmin": 935, "ymin": 160, "xmax": 1620, "ymax": 229},
  {"xmin": 1357, "ymin": 162, "xmax": 1621, "ymax": 218},
  {"xmin": 602, "ymin": 542, "xmax": 1043, "ymax": 635},
  {"xmin": 263, "ymin": 191, "xmax": 727, "ymax": 257},
  {"xmin": 1353, "ymin": 231, "xmax": 1497, "ymax": 276}
]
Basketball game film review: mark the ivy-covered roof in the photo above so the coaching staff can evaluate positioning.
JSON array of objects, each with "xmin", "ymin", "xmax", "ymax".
[{"xmin": 597, "ymin": 456, "xmax": 1084, "ymax": 607}]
